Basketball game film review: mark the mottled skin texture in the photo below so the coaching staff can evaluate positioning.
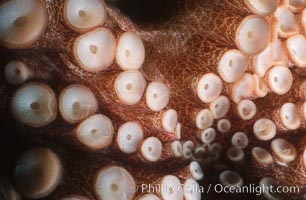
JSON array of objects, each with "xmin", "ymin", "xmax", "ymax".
[{"xmin": 0, "ymin": 0, "xmax": 305, "ymax": 199}]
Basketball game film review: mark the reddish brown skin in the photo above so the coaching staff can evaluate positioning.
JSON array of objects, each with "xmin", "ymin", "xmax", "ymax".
[{"xmin": 0, "ymin": 0, "xmax": 305, "ymax": 199}]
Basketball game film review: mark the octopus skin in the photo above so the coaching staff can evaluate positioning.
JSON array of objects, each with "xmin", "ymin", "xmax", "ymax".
[{"xmin": 0, "ymin": 0, "xmax": 305, "ymax": 200}]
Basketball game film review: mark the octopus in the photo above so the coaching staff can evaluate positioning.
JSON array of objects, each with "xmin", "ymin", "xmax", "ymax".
[{"xmin": 0, "ymin": 0, "xmax": 305, "ymax": 199}]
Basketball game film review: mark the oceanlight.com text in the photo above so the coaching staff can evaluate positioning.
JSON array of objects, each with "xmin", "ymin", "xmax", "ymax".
[{"xmin": 140, "ymin": 183, "xmax": 300, "ymax": 196}]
